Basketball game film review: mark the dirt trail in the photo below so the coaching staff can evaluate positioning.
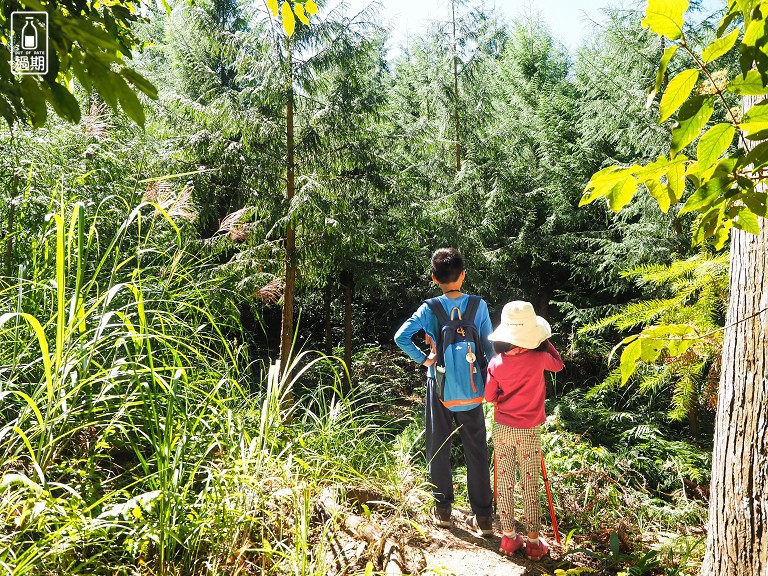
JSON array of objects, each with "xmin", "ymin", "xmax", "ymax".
[{"xmin": 421, "ymin": 507, "xmax": 560, "ymax": 576}]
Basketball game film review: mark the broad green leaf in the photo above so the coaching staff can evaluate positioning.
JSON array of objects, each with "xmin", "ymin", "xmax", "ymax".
[
  {"xmin": 641, "ymin": 0, "xmax": 689, "ymax": 40},
  {"xmin": 733, "ymin": 206, "xmax": 762, "ymax": 234},
  {"xmin": 718, "ymin": 3, "xmax": 739, "ymax": 36},
  {"xmin": 666, "ymin": 155, "xmax": 688, "ymax": 206},
  {"xmin": 295, "ymin": 3, "xmax": 310, "ymax": 25},
  {"xmin": 741, "ymin": 16, "xmax": 766, "ymax": 48},
  {"xmin": 122, "ymin": 69, "xmax": 158, "ymax": 100},
  {"xmin": 19, "ymin": 77, "xmax": 47, "ymax": 127},
  {"xmin": 282, "ymin": 1, "xmax": 296, "ymax": 36},
  {"xmin": 48, "ymin": 82, "xmax": 81, "ymax": 123},
  {"xmin": 671, "ymin": 96, "xmax": 715, "ymax": 156},
  {"xmin": 581, "ymin": 165, "xmax": 629, "ymax": 205},
  {"xmin": 692, "ymin": 206, "xmax": 720, "ymax": 245},
  {"xmin": 729, "ymin": 69, "xmax": 768, "ymax": 95},
  {"xmin": 702, "ymin": 28, "xmax": 740, "ymax": 62},
  {"xmin": 113, "ymin": 74, "xmax": 145, "ymax": 126},
  {"xmin": 620, "ymin": 339, "xmax": 642, "ymax": 385},
  {"xmin": 712, "ymin": 212, "xmax": 734, "ymax": 249},
  {"xmin": 697, "ymin": 123, "xmax": 735, "ymax": 172},
  {"xmin": 87, "ymin": 57, "xmax": 118, "ymax": 110},
  {"xmin": 268, "ymin": 0, "xmax": 278, "ymax": 17},
  {"xmin": 744, "ymin": 141, "xmax": 768, "ymax": 171},
  {"xmin": 651, "ymin": 45, "xmax": 679, "ymax": 103},
  {"xmin": 581, "ymin": 165, "xmax": 641, "ymax": 211},
  {"xmin": 679, "ymin": 173, "xmax": 732, "ymax": 214},
  {"xmin": 71, "ymin": 57, "xmax": 92, "ymax": 92},
  {"xmin": 639, "ymin": 336, "xmax": 664, "ymax": 363},
  {"xmin": 659, "ymin": 69, "xmax": 699, "ymax": 122},
  {"xmin": 608, "ymin": 175, "xmax": 640, "ymax": 211},
  {"xmin": 305, "ymin": 0, "xmax": 318, "ymax": 14},
  {"xmin": 739, "ymin": 99, "xmax": 768, "ymax": 136},
  {"xmin": 638, "ymin": 155, "xmax": 687, "ymax": 212},
  {"xmin": 743, "ymin": 191, "xmax": 768, "ymax": 216}
]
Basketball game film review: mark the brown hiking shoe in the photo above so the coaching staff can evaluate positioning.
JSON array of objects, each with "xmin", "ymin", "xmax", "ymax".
[
  {"xmin": 432, "ymin": 506, "xmax": 452, "ymax": 527},
  {"xmin": 467, "ymin": 514, "xmax": 494, "ymax": 536}
]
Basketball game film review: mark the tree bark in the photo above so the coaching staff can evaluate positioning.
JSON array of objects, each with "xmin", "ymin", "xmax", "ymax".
[
  {"xmin": 451, "ymin": 0, "xmax": 461, "ymax": 173},
  {"xmin": 341, "ymin": 269, "xmax": 354, "ymax": 391},
  {"xmin": 701, "ymin": 95, "xmax": 768, "ymax": 575},
  {"xmin": 324, "ymin": 282, "xmax": 333, "ymax": 356},
  {"xmin": 279, "ymin": 38, "xmax": 297, "ymax": 378}
]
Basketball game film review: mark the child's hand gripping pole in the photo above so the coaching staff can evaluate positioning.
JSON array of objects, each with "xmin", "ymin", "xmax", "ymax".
[{"xmin": 540, "ymin": 452, "xmax": 561, "ymax": 544}]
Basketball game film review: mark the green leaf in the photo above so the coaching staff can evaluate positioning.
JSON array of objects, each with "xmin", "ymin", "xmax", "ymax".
[
  {"xmin": 740, "ymin": 99, "xmax": 768, "ymax": 137},
  {"xmin": 121, "ymin": 69, "xmax": 158, "ymax": 100},
  {"xmin": 113, "ymin": 74, "xmax": 145, "ymax": 126},
  {"xmin": 19, "ymin": 77, "xmax": 47, "ymax": 127},
  {"xmin": 666, "ymin": 155, "xmax": 688, "ymax": 206},
  {"xmin": 641, "ymin": 0, "xmax": 689, "ymax": 40},
  {"xmin": 743, "ymin": 191, "xmax": 768, "ymax": 216},
  {"xmin": 638, "ymin": 155, "xmax": 688, "ymax": 212},
  {"xmin": 659, "ymin": 69, "xmax": 699, "ymax": 122},
  {"xmin": 718, "ymin": 4, "xmax": 739, "ymax": 37},
  {"xmin": 651, "ymin": 45, "xmax": 679, "ymax": 103},
  {"xmin": 620, "ymin": 339, "xmax": 642, "ymax": 385},
  {"xmin": 729, "ymin": 69, "xmax": 768, "ymax": 95},
  {"xmin": 702, "ymin": 28, "xmax": 740, "ymax": 62},
  {"xmin": 741, "ymin": 16, "xmax": 766, "ymax": 48},
  {"xmin": 733, "ymin": 206, "xmax": 762, "ymax": 234},
  {"xmin": 680, "ymin": 173, "xmax": 733, "ymax": 215},
  {"xmin": 607, "ymin": 174, "xmax": 641, "ymax": 212},
  {"xmin": 48, "ymin": 82, "xmax": 81, "ymax": 123},
  {"xmin": 580, "ymin": 165, "xmax": 639, "ymax": 208},
  {"xmin": 87, "ymin": 57, "xmax": 117, "ymax": 111},
  {"xmin": 697, "ymin": 123, "xmax": 735, "ymax": 172},
  {"xmin": 692, "ymin": 206, "xmax": 721, "ymax": 245},
  {"xmin": 671, "ymin": 96, "xmax": 715, "ymax": 156}
]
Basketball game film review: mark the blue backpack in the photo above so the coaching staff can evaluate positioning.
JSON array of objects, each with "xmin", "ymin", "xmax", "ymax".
[{"xmin": 425, "ymin": 295, "xmax": 487, "ymax": 412}]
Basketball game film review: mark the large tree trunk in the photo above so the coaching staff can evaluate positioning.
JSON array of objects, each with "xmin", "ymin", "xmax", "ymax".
[
  {"xmin": 279, "ymin": 39, "xmax": 296, "ymax": 377},
  {"xmin": 701, "ymin": 95, "xmax": 768, "ymax": 574}
]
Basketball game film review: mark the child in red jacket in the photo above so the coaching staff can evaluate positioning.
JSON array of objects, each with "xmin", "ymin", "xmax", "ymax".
[{"xmin": 484, "ymin": 301, "xmax": 564, "ymax": 560}]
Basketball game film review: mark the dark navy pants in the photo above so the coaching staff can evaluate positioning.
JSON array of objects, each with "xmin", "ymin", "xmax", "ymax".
[{"xmin": 425, "ymin": 378, "xmax": 493, "ymax": 517}]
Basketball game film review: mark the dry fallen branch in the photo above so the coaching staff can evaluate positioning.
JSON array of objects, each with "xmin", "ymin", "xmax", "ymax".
[{"xmin": 318, "ymin": 487, "xmax": 406, "ymax": 576}]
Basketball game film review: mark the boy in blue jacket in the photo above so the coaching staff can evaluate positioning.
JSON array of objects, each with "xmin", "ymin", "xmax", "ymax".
[{"xmin": 394, "ymin": 248, "xmax": 495, "ymax": 536}]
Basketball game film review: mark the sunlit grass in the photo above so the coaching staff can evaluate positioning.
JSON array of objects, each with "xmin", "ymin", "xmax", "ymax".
[{"xmin": 0, "ymin": 199, "xmax": 422, "ymax": 575}]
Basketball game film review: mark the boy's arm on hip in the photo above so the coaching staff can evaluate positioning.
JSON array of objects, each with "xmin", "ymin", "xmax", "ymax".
[{"xmin": 394, "ymin": 303, "xmax": 431, "ymax": 364}]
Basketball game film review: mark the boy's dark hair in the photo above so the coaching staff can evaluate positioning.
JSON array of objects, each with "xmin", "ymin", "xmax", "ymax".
[
  {"xmin": 431, "ymin": 248, "xmax": 464, "ymax": 283},
  {"xmin": 493, "ymin": 340, "xmax": 549, "ymax": 354}
]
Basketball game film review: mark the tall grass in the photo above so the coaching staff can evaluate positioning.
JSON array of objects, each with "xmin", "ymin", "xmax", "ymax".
[{"xmin": 0, "ymin": 198, "xmax": 419, "ymax": 575}]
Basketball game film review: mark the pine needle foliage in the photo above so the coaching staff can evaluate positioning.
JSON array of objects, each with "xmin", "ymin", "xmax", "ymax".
[{"xmin": 580, "ymin": 252, "xmax": 727, "ymax": 426}]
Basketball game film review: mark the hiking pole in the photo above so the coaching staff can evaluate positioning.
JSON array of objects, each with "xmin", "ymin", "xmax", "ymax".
[{"xmin": 540, "ymin": 452, "xmax": 561, "ymax": 544}]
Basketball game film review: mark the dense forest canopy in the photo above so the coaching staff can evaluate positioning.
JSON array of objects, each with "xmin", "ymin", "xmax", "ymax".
[{"xmin": 1, "ymin": 0, "xmax": 766, "ymax": 574}]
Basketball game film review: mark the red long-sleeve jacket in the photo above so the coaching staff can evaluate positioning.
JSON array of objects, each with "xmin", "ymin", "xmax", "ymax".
[{"xmin": 484, "ymin": 341, "xmax": 564, "ymax": 429}]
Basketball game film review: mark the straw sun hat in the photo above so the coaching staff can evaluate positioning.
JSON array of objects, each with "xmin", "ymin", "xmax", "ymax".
[{"xmin": 488, "ymin": 301, "xmax": 551, "ymax": 349}]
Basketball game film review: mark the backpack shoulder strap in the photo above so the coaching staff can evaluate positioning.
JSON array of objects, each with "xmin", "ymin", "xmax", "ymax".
[
  {"xmin": 425, "ymin": 297, "xmax": 451, "ymax": 327},
  {"xmin": 463, "ymin": 295, "xmax": 481, "ymax": 323}
]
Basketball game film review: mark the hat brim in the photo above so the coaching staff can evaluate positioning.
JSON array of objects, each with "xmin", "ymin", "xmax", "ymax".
[{"xmin": 488, "ymin": 316, "xmax": 551, "ymax": 349}]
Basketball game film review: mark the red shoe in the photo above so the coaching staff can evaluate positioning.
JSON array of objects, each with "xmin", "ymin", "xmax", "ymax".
[
  {"xmin": 525, "ymin": 536, "xmax": 549, "ymax": 560},
  {"xmin": 500, "ymin": 534, "xmax": 524, "ymax": 556}
]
